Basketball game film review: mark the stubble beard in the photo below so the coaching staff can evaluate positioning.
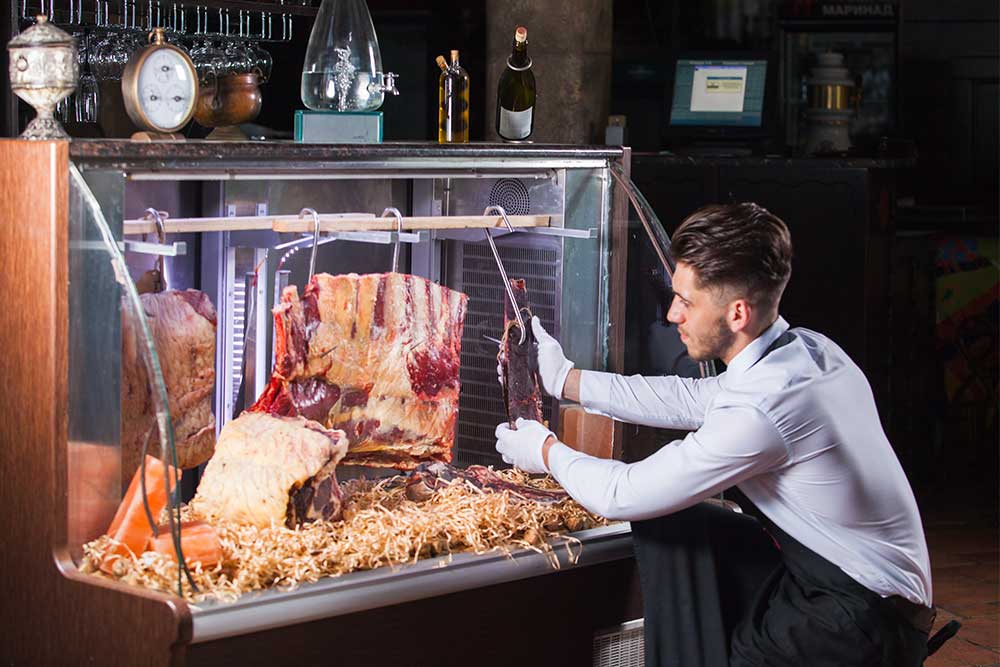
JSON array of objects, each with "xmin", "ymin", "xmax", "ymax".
[{"xmin": 685, "ymin": 315, "xmax": 735, "ymax": 362}]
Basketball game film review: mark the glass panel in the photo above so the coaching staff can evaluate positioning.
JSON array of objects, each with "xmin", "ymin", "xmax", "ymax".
[
  {"xmin": 561, "ymin": 167, "xmax": 613, "ymax": 372},
  {"xmin": 67, "ymin": 164, "xmax": 189, "ymax": 595},
  {"xmin": 66, "ymin": 168, "xmax": 123, "ymax": 562}
]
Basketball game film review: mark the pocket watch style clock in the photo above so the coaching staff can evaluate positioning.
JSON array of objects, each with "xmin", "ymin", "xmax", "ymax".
[{"xmin": 122, "ymin": 27, "xmax": 198, "ymax": 140}]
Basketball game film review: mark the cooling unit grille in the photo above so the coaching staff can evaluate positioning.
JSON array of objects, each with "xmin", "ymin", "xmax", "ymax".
[
  {"xmin": 452, "ymin": 238, "xmax": 560, "ymax": 467},
  {"xmin": 593, "ymin": 619, "xmax": 645, "ymax": 667}
]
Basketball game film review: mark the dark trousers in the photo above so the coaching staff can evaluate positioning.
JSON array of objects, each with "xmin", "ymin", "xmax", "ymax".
[{"xmin": 631, "ymin": 502, "xmax": 931, "ymax": 667}]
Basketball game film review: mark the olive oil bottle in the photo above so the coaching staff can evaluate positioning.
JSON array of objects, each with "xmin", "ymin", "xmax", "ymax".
[
  {"xmin": 438, "ymin": 50, "xmax": 470, "ymax": 143},
  {"xmin": 496, "ymin": 26, "xmax": 535, "ymax": 141}
]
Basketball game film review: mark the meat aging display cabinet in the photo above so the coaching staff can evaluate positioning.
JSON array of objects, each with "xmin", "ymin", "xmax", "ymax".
[{"xmin": 0, "ymin": 141, "xmax": 676, "ymax": 666}]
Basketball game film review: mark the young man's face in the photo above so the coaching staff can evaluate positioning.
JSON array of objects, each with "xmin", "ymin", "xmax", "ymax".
[{"xmin": 666, "ymin": 262, "xmax": 735, "ymax": 362}]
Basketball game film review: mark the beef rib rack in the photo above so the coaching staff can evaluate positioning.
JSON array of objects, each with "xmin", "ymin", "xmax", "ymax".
[{"xmin": 251, "ymin": 273, "xmax": 468, "ymax": 470}]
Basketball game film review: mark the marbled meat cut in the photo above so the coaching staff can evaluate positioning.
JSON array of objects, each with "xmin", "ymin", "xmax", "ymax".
[
  {"xmin": 500, "ymin": 279, "xmax": 544, "ymax": 425},
  {"xmin": 193, "ymin": 412, "xmax": 349, "ymax": 527},
  {"xmin": 121, "ymin": 289, "xmax": 217, "ymax": 490},
  {"xmin": 250, "ymin": 272, "xmax": 468, "ymax": 470}
]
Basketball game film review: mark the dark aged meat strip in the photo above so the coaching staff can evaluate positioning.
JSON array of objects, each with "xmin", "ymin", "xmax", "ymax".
[
  {"xmin": 500, "ymin": 279, "xmax": 544, "ymax": 426},
  {"xmin": 405, "ymin": 462, "xmax": 569, "ymax": 504},
  {"xmin": 250, "ymin": 273, "xmax": 468, "ymax": 470}
]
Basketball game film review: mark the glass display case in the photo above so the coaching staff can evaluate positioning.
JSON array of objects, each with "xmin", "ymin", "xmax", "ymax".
[{"xmin": 0, "ymin": 141, "xmax": 677, "ymax": 666}]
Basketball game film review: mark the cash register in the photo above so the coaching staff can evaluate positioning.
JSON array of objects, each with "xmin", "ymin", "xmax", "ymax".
[{"xmin": 662, "ymin": 51, "xmax": 776, "ymax": 157}]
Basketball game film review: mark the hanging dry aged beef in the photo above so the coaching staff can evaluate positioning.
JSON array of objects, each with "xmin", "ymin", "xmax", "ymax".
[
  {"xmin": 251, "ymin": 273, "xmax": 468, "ymax": 470},
  {"xmin": 121, "ymin": 289, "xmax": 217, "ymax": 490},
  {"xmin": 499, "ymin": 279, "xmax": 544, "ymax": 425},
  {"xmin": 193, "ymin": 412, "xmax": 349, "ymax": 527}
]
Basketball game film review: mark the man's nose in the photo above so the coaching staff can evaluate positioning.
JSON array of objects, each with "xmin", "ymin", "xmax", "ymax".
[{"xmin": 666, "ymin": 296, "xmax": 683, "ymax": 324}]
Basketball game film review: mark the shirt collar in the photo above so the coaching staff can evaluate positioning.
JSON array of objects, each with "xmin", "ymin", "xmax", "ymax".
[{"xmin": 723, "ymin": 315, "xmax": 790, "ymax": 379}]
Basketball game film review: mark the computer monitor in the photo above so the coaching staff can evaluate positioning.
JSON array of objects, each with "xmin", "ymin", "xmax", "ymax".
[{"xmin": 663, "ymin": 51, "xmax": 775, "ymax": 150}]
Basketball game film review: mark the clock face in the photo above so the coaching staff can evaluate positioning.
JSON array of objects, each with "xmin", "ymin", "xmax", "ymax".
[{"xmin": 135, "ymin": 48, "xmax": 196, "ymax": 131}]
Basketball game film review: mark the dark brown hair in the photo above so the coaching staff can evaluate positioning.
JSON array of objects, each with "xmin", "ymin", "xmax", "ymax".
[{"xmin": 670, "ymin": 203, "xmax": 793, "ymax": 312}]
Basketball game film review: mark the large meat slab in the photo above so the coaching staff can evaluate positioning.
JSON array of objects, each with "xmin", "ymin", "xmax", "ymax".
[
  {"xmin": 251, "ymin": 273, "xmax": 468, "ymax": 470},
  {"xmin": 193, "ymin": 412, "xmax": 349, "ymax": 527},
  {"xmin": 121, "ymin": 289, "xmax": 217, "ymax": 489}
]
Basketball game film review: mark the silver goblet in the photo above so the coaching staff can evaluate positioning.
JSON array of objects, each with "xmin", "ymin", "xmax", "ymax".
[{"xmin": 8, "ymin": 16, "xmax": 79, "ymax": 140}]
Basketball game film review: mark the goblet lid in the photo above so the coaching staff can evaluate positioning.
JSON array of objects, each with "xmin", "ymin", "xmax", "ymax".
[{"xmin": 8, "ymin": 15, "xmax": 75, "ymax": 49}]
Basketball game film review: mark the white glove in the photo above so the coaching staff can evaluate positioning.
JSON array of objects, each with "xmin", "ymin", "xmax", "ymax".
[
  {"xmin": 531, "ymin": 317, "xmax": 574, "ymax": 399},
  {"xmin": 495, "ymin": 418, "xmax": 554, "ymax": 474}
]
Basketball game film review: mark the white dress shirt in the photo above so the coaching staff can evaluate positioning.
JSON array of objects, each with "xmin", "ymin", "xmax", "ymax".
[{"xmin": 547, "ymin": 316, "xmax": 933, "ymax": 606}]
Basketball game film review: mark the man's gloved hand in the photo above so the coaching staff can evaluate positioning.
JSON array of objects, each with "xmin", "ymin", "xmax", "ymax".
[
  {"xmin": 531, "ymin": 317, "xmax": 574, "ymax": 399},
  {"xmin": 495, "ymin": 418, "xmax": 555, "ymax": 474},
  {"xmin": 495, "ymin": 317, "xmax": 574, "ymax": 399}
]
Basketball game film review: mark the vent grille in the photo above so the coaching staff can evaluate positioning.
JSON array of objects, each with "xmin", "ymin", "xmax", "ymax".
[
  {"xmin": 231, "ymin": 279, "xmax": 247, "ymax": 410},
  {"xmin": 593, "ymin": 620, "xmax": 645, "ymax": 667},
  {"xmin": 488, "ymin": 178, "xmax": 530, "ymax": 216},
  {"xmin": 453, "ymin": 239, "xmax": 560, "ymax": 467}
]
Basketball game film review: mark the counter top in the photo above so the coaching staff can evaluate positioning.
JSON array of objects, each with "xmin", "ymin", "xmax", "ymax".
[
  {"xmin": 632, "ymin": 151, "xmax": 916, "ymax": 169},
  {"xmin": 69, "ymin": 140, "xmax": 624, "ymax": 164}
]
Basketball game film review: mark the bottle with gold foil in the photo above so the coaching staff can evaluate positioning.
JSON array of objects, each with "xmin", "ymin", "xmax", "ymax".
[
  {"xmin": 496, "ymin": 26, "xmax": 535, "ymax": 141},
  {"xmin": 438, "ymin": 49, "xmax": 469, "ymax": 143}
]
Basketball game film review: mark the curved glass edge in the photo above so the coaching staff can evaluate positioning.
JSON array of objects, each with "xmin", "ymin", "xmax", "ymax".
[
  {"xmin": 610, "ymin": 161, "xmax": 675, "ymax": 283},
  {"xmin": 68, "ymin": 163, "xmax": 190, "ymax": 595},
  {"xmin": 609, "ymin": 162, "xmax": 717, "ymax": 379}
]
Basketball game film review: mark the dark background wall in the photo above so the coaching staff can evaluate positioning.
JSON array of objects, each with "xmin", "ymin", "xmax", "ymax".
[{"xmin": 2, "ymin": 0, "xmax": 996, "ymax": 503}]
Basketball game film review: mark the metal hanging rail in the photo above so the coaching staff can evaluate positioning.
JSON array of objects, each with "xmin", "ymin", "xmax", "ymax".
[{"xmin": 122, "ymin": 212, "xmax": 557, "ymax": 236}]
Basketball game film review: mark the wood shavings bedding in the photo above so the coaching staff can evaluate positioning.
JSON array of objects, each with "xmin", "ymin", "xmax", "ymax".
[{"xmin": 80, "ymin": 469, "xmax": 610, "ymax": 604}]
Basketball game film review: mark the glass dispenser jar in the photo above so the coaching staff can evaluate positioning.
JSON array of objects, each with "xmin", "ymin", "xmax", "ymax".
[{"xmin": 301, "ymin": 0, "xmax": 399, "ymax": 112}]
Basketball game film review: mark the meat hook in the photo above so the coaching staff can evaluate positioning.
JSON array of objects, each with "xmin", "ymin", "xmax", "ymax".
[
  {"xmin": 381, "ymin": 207, "xmax": 404, "ymax": 273},
  {"xmin": 299, "ymin": 207, "xmax": 321, "ymax": 280},
  {"xmin": 144, "ymin": 207, "xmax": 169, "ymax": 291},
  {"xmin": 482, "ymin": 205, "xmax": 526, "ymax": 345}
]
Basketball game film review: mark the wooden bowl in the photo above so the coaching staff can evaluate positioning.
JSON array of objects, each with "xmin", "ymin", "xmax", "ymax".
[{"xmin": 194, "ymin": 72, "xmax": 262, "ymax": 138}]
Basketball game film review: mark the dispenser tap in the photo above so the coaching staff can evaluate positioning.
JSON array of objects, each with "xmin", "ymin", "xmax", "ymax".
[{"xmin": 379, "ymin": 71, "xmax": 400, "ymax": 96}]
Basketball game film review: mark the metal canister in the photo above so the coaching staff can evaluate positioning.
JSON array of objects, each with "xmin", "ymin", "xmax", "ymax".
[
  {"xmin": 7, "ymin": 15, "xmax": 78, "ymax": 140},
  {"xmin": 803, "ymin": 51, "xmax": 858, "ymax": 154}
]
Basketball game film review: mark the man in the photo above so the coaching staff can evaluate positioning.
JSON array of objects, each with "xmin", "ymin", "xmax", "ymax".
[{"xmin": 495, "ymin": 203, "xmax": 934, "ymax": 666}]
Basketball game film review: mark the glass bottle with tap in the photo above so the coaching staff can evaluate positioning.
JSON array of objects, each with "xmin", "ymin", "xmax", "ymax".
[
  {"xmin": 438, "ymin": 49, "xmax": 469, "ymax": 143},
  {"xmin": 301, "ymin": 0, "xmax": 399, "ymax": 111}
]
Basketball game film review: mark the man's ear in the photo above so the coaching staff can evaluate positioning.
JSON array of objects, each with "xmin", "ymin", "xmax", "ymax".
[{"xmin": 727, "ymin": 298, "xmax": 753, "ymax": 333}]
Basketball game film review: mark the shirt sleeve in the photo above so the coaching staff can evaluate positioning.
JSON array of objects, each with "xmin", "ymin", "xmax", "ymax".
[
  {"xmin": 578, "ymin": 370, "xmax": 724, "ymax": 429},
  {"xmin": 546, "ymin": 404, "xmax": 788, "ymax": 521}
]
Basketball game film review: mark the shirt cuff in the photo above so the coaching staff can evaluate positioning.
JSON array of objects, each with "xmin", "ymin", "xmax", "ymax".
[
  {"xmin": 578, "ymin": 370, "xmax": 615, "ymax": 417},
  {"xmin": 546, "ymin": 440, "xmax": 584, "ymax": 481}
]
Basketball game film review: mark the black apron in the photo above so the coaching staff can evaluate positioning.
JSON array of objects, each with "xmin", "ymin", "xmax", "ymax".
[
  {"xmin": 631, "ymin": 331, "xmax": 933, "ymax": 666},
  {"xmin": 632, "ymin": 503, "xmax": 932, "ymax": 667}
]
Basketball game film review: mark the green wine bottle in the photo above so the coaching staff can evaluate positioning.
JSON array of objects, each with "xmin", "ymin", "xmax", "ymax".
[{"xmin": 495, "ymin": 26, "xmax": 535, "ymax": 142}]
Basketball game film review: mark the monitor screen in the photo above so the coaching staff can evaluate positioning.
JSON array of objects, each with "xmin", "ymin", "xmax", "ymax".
[{"xmin": 669, "ymin": 58, "xmax": 768, "ymax": 128}]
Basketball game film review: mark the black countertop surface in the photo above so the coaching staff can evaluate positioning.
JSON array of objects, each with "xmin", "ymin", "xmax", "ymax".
[
  {"xmin": 632, "ymin": 151, "xmax": 916, "ymax": 169},
  {"xmin": 65, "ymin": 140, "xmax": 914, "ymax": 170},
  {"xmin": 68, "ymin": 140, "xmax": 624, "ymax": 164}
]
